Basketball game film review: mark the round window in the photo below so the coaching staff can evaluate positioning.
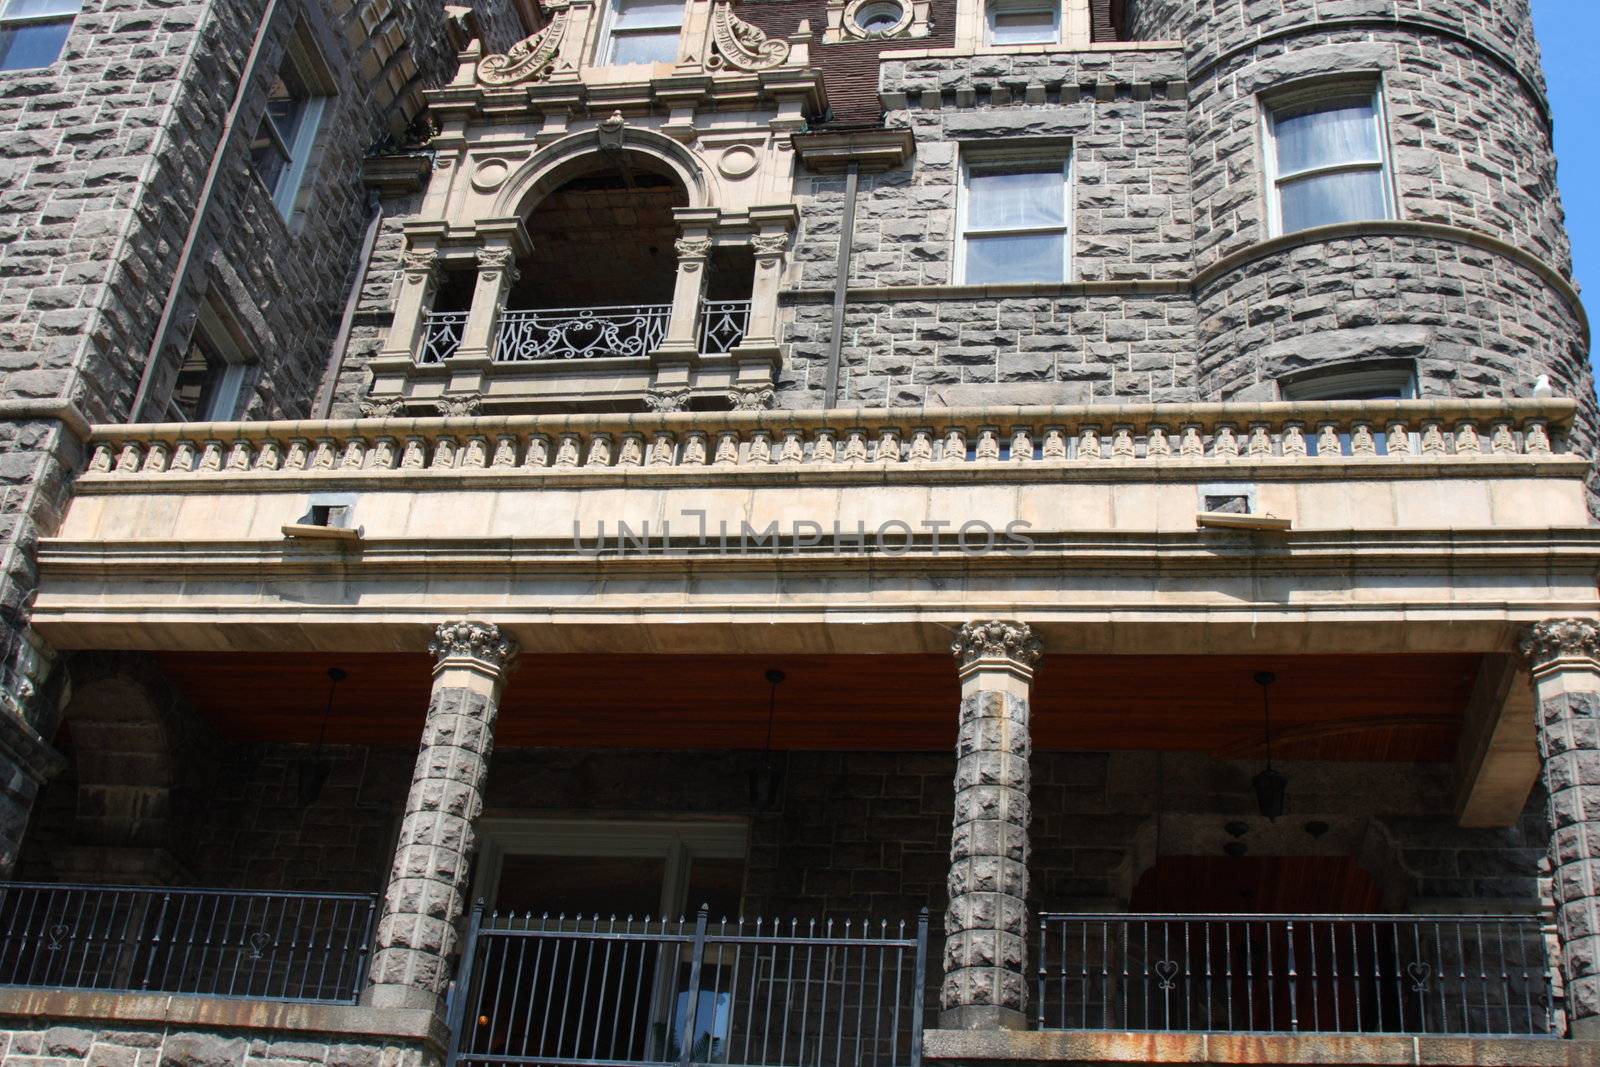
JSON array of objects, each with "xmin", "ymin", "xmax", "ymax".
[{"xmin": 850, "ymin": 0, "xmax": 905, "ymax": 35}]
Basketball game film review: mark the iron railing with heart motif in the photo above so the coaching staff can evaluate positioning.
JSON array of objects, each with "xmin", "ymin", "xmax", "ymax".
[
  {"xmin": 0, "ymin": 882, "xmax": 378, "ymax": 1002},
  {"xmin": 495, "ymin": 304, "xmax": 672, "ymax": 362},
  {"xmin": 1036, "ymin": 913, "xmax": 1554, "ymax": 1037}
]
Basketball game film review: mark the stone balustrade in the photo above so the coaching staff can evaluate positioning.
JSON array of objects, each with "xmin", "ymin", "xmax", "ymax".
[{"xmin": 80, "ymin": 398, "xmax": 1574, "ymax": 483}]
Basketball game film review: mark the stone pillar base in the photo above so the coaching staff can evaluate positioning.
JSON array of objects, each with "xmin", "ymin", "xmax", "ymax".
[{"xmin": 937, "ymin": 1005, "xmax": 1028, "ymax": 1031}]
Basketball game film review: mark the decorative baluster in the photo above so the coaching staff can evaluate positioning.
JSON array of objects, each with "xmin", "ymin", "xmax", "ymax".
[
  {"xmin": 650, "ymin": 431, "xmax": 677, "ymax": 466},
  {"xmin": 281, "ymin": 439, "xmax": 308, "ymax": 471},
  {"xmin": 310, "ymin": 438, "xmax": 338, "ymax": 470},
  {"xmin": 1246, "ymin": 423, "xmax": 1273, "ymax": 459},
  {"xmin": 779, "ymin": 429, "xmax": 805, "ymax": 464},
  {"xmin": 1350, "ymin": 422, "xmax": 1377, "ymax": 457},
  {"xmin": 1075, "ymin": 425, "xmax": 1101, "ymax": 462},
  {"xmin": 908, "ymin": 428, "xmax": 935, "ymax": 463},
  {"xmin": 681, "ymin": 430, "xmax": 709, "ymax": 465},
  {"xmin": 1146, "ymin": 425, "xmax": 1171, "ymax": 459},
  {"xmin": 1179, "ymin": 424, "xmax": 1204, "ymax": 459},
  {"xmin": 1009, "ymin": 426, "xmax": 1033, "ymax": 462},
  {"xmin": 368, "ymin": 437, "xmax": 397, "ymax": 470},
  {"xmin": 941, "ymin": 427, "xmax": 966, "ymax": 463},
  {"xmin": 141, "ymin": 441, "xmax": 170, "ymax": 473},
  {"xmin": 842, "ymin": 429, "xmax": 869, "ymax": 463},
  {"xmin": 490, "ymin": 434, "xmax": 519, "ymax": 468},
  {"xmin": 1524, "ymin": 418, "xmax": 1552, "ymax": 454},
  {"xmin": 747, "ymin": 429, "xmax": 772, "ymax": 465},
  {"xmin": 340, "ymin": 438, "xmax": 367, "ymax": 470},
  {"xmin": 1455, "ymin": 421, "xmax": 1482, "ymax": 458},
  {"xmin": 400, "ymin": 436, "xmax": 428, "ymax": 469},
  {"xmin": 553, "ymin": 433, "xmax": 582, "ymax": 468},
  {"xmin": 811, "ymin": 429, "xmax": 837, "ymax": 463},
  {"xmin": 1042, "ymin": 426, "xmax": 1067, "ymax": 461},
  {"xmin": 714, "ymin": 430, "xmax": 741, "ymax": 465},
  {"xmin": 116, "ymin": 442, "xmax": 143, "ymax": 473},
  {"xmin": 1489, "ymin": 420, "xmax": 1517, "ymax": 456},
  {"xmin": 199, "ymin": 440, "xmax": 226, "ymax": 472},
  {"xmin": 524, "ymin": 434, "xmax": 551, "ymax": 468},
  {"xmin": 88, "ymin": 443, "xmax": 116, "ymax": 473},
  {"xmin": 1386, "ymin": 420, "xmax": 1412, "ymax": 460},
  {"xmin": 975, "ymin": 427, "xmax": 1001, "ymax": 462},
  {"xmin": 430, "ymin": 436, "xmax": 458, "ymax": 469},
  {"xmin": 227, "ymin": 440, "xmax": 254, "ymax": 471},
  {"xmin": 1316, "ymin": 423, "xmax": 1342, "ymax": 459},
  {"xmin": 461, "ymin": 435, "xmax": 490, "ymax": 468},
  {"xmin": 1212, "ymin": 424, "xmax": 1239, "ymax": 459},
  {"xmin": 616, "ymin": 432, "xmax": 645, "ymax": 467},
  {"xmin": 877, "ymin": 428, "xmax": 901, "ymax": 463},
  {"xmin": 1281, "ymin": 423, "xmax": 1307, "ymax": 459},
  {"xmin": 584, "ymin": 433, "xmax": 612, "ymax": 468},
  {"xmin": 1420, "ymin": 420, "xmax": 1447, "ymax": 457},
  {"xmin": 1112, "ymin": 426, "xmax": 1136, "ymax": 460}
]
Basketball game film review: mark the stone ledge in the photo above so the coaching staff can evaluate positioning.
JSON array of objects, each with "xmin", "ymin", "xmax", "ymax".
[
  {"xmin": 0, "ymin": 988, "xmax": 450, "ymax": 1054},
  {"xmin": 924, "ymin": 1029, "xmax": 1600, "ymax": 1066}
]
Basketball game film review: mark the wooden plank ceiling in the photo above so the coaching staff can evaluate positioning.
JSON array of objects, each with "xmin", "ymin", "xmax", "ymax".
[{"xmin": 149, "ymin": 652, "xmax": 1478, "ymax": 763}]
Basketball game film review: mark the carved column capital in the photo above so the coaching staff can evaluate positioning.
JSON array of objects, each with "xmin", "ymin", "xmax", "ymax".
[
  {"xmin": 952, "ymin": 620, "xmax": 1041, "ymax": 675},
  {"xmin": 750, "ymin": 233, "xmax": 789, "ymax": 257},
  {"xmin": 1519, "ymin": 618, "xmax": 1600, "ymax": 675},
  {"xmin": 675, "ymin": 236, "xmax": 712, "ymax": 261},
  {"xmin": 475, "ymin": 247, "xmax": 519, "ymax": 283},
  {"xmin": 430, "ymin": 620, "xmax": 518, "ymax": 672},
  {"xmin": 400, "ymin": 250, "xmax": 441, "ymax": 285},
  {"xmin": 727, "ymin": 384, "xmax": 775, "ymax": 411},
  {"xmin": 645, "ymin": 387, "xmax": 692, "ymax": 413}
]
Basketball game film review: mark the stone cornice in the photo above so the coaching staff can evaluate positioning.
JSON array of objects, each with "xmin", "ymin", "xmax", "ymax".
[
  {"xmin": 1519, "ymin": 618, "xmax": 1600, "ymax": 675},
  {"xmin": 430, "ymin": 620, "xmax": 518, "ymax": 672},
  {"xmin": 0, "ymin": 398, "xmax": 92, "ymax": 442}
]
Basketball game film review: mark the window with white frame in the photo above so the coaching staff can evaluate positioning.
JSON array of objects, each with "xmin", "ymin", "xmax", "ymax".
[
  {"xmin": 602, "ymin": 0, "xmax": 683, "ymax": 65},
  {"xmin": 168, "ymin": 303, "xmax": 254, "ymax": 422},
  {"xmin": 0, "ymin": 0, "xmax": 80, "ymax": 71},
  {"xmin": 249, "ymin": 40, "xmax": 328, "ymax": 219},
  {"xmin": 957, "ymin": 150, "xmax": 1071, "ymax": 284},
  {"xmin": 985, "ymin": 0, "xmax": 1057, "ymax": 46},
  {"xmin": 1263, "ymin": 86, "xmax": 1393, "ymax": 236}
]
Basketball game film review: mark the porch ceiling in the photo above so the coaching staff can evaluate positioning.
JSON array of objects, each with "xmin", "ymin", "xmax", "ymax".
[{"xmin": 149, "ymin": 651, "xmax": 1479, "ymax": 762}]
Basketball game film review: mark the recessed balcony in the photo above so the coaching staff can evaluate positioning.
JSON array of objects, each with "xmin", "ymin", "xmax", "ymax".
[{"xmin": 416, "ymin": 299, "xmax": 751, "ymax": 366}]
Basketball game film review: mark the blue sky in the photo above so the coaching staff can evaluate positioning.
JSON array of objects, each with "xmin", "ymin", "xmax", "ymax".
[{"xmin": 1532, "ymin": 0, "xmax": 1596, "ymax": 368}]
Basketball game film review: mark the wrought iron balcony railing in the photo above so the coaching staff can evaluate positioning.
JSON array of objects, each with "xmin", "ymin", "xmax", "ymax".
[
  {"xmin": 496, "ymin": 304, "xmax": 670, "ymax": 362},
  {"xmin": 699, "ymin": 299, "xmax": 751, "ymax": 355},
  {"xmin": 1036, "ymin": 913, "xmax": 1553, "ymax": 1038},
  {"xmin": 421, "ymin": 311, "xmax": 469, "ymax": 364},
  {"xmin": 0, "ymin": 881, "xmax": 378, "ymax": 1003},
  {"xmin": 444, "ymin": 904, "xmax": 928, "ymax": 1067}
]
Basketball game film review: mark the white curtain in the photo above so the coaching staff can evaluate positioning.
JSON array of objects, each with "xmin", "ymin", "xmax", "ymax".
[
  {"xmin": 1279, "ymin": 169, "xmax": 1387, "ymax": 232},
  {"xmin": 967, "ymin": 168, "xmax": 1064, "ymax": 230},
  {"xmin": 1275, "ymin": 101, "xmax": 1379, "ymax": 176}
]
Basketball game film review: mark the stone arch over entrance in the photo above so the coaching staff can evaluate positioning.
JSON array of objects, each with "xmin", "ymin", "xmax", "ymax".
[{"xmin": 495, "ymin": 126, "xmax": 717, "ymax": 219}]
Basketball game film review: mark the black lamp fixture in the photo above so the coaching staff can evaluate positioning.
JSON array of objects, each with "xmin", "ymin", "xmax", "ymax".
[
  {"xmin": 749, "ymin": 669, "xmax": 786, "ymax": 810},
  {"xmin": 1251, "ymin": 670, "xmax": 1287, "ymax": 821},
  {"xmin": 298, "ymin": 667, "xmax": 347, "ymax": 805}
]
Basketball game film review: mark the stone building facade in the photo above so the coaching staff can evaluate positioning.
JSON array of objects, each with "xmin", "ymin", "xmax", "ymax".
[{"xmin": 0, "ymin": 0, "xmax": 1598, "ymax": 1066}]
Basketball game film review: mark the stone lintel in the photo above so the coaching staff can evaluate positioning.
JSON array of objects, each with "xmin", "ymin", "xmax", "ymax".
[
  {"xmin": 1454, "ymin": 654, "xmax": 1539, "ymax": 828},
  {"xmin": 0, "ymin": 988, "xmax": 449, "ymax": 1053},
  {"xmin": 923, "ymin": 1028, "xmax": 1600, "ymax": 1066},
  {"xmin": 934, "ymin": 1005, "xmax": 1028, "ymax": 1031}
]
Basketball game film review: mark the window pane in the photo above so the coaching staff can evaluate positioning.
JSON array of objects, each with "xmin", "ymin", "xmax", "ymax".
[
  {"xmin": 609, "ymin": 28, "xmax": 679, "ymax": 63},
  {"xmin": 0, "ymin": 18, "xmax": 70, "ymax": 69},
  {"xmin": 264, "ymin": 73, "xmax": 309, "ymax": 148},
  {"xmin": 967, "ymin": 168, "xmax": 1062, "ymax": 230},
  {"xmin": 988, "ymin": 6, "xmax": 1056, "ymax": 44},
  {"xmin": 1274, "ymin": 99, "xmax": 1380, "ymax": 176},
  {"xmin": 965, "ymin": 232, "xmax": 1064, "ymax": 283},
  {"xmin": 171, "ymin": 336, "xmax": 227, "ymax": 422},
  {"xmin": 249, "ymin": 121, "xmax": 291, "ymax": 194},
  {"xmin": 1279, "ymin": 168, "xmax": 1388, "ymax": 232},
  {"xmin": 4, "ymin": 0, "xmax": 80, "ymax": 17},
  {"xmin": 614, "ymin": 0, "xmax": 683, "ymax": 29}
]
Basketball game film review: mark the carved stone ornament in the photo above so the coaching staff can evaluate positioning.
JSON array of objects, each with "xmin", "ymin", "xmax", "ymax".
[
  {"xmin": 478, "ymin": 1, "xmax": 572, "ymax": 85},
  {"xmin": 1519, "ymin": 618, "xmax": 1600, "ymax": 671},
  {"xmin": 645, "ymin": 388, "xmax": 692, "ymax": 413},
  {"xmin": 751, "ymin": 233, "xmax": 789, "ymax": 257},
  {"xmin": 728, "ymin": 384, "xmax": 775, "ymax": 411},
  {"xmin": 951, "ymin": 620, "xmax": 1043, "ymax": 671},
  {"xmin": 706, "ymin": 2, "xmax": 790, "ymax": 72},
  {"xmin": 476, "ymin": 247, "xmax": 516, "ymax": 271},
  {"xmin": 435, "ymin": 396, "xmax": 483, "ymax": 418},
  {"xmin": 360, "ymin": 396, "xmax": 407, "ymax": 418},
  {"xmin": 429, "ymin": 621, "xmax": 518, "ymax": 670},
  {"xmin": 401, "ymin": 250, "xmax": 440, "ymax": 283},
  {"xmin": 675, "ymin": 236, "xmax": 713, "ymax": 260}
]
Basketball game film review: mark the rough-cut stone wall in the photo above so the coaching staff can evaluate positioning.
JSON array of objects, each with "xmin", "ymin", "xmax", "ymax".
[
  {"xmin": 327, "ymin": 191, "xmax": 424, "ymax": 419},
  {"xmin": 0, "ymin": 1016, "xmax": 432, "ymax": 1067},
  {"xmin": 777, "ymin": 47, "xmax": 1195, "ymax": 408}
]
